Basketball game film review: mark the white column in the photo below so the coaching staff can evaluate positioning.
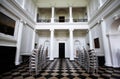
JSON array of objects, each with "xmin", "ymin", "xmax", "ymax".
[
  {"xmin": 69, "ymin": 6, "xmax": 73, "ymax": 23},
  {"xmin": 87, "ymin": 5, "xmax": 90, "ymax": 21},
  {"xmin": 50, "ymin": 29, "xmax": 54, "ymax": 60},
  {"xmin": 51, "ymin": 7, "xmax": 55, "ymax": 23},
  {"xmin": 99, "ymin": 0, "xmax": 103, "ymax": 7},
  {"xmin": 22, "ymin": 0, "xmax": 25, "ymax": 8},
  {"xmin": 88, "ymin": 30, "xmax": 93, "ymax": 49},
  {"xmin": 101, "ymin": 19, "xmax": 112, "ymax": 67},
  {"xmin": 69, "ymin": 29, "xmax": 74, "ymax": 60},
  {"xmin": 34, "ymin": 6, "xmax": 37, "ymax": 22},
  {"xmin": 15, "ymin": 20, "xmax": 23, "ymax": 65},
  {"xmin": 31, "ymin": 29, "xmax": 36, "ymax": 50}
]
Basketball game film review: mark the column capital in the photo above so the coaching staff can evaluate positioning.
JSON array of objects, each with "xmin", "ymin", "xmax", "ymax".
[
  {"xmin": 50, "ymin": 29, "xmax": 54, "ymax": 31},
  {"xmin": 20, "ymin": 19, "xmax": 23, "ymax": 22},
  {"xmin": 69, "ymin": 28, "xmax": 74, "ymax": 32},
  {"xmin": 51, "ymin": 6, "xmax": 55, "ymax": 8},
  {"xmin": 69, "ymin": 6, "xmax": 72, "ymax": 8}
]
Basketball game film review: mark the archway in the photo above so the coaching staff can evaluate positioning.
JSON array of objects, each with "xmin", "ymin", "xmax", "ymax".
[
  {"xmin": 44, "ymin": 40, "xmax": 50, "ymax": 58},
  {"xmin": 74, "ymin": 40, "xmax": 81, "ymax": 58}
]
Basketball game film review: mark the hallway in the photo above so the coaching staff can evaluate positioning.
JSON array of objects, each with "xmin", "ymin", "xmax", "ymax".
[{"xmin": 0, "ymin": 58, "xmax": 120, "ymax": 79}]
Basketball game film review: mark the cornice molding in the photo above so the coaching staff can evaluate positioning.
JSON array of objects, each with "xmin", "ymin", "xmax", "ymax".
[
  {"xmin": 1, "ymin": 0, "xmax": 36, "ymax": 29},
  {"xmin": 88, "ymin": 0, "xmax": 120, "ymax": 28}
]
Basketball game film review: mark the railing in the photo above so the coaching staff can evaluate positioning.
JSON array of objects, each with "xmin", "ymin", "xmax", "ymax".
[
  {"xmin": 37, "ymin": 19, "xmax": 51, "ymax": 22},
  {"xmin": 73, "ymin": 19, "xmax": 88, "ymax": 22},
  {"xmin": 54, "ymin": 19, "xmax": 69, "ymax": 22},
  {"xmin": 37, "ymin": 18, "xmax": 88, "ymax": 23}
]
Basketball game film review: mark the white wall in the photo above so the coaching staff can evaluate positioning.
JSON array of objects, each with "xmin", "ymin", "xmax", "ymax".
[
  {"xmin": 24, "ymin": 0, "xmax": 36, "ymax": 18},
  {"xmin": 91, "ymin": 24, "xmax": 104, "ymax": 56},
  {"xmin": 34, "ymin": 32, "xmax": 39, "ymax": 48},
  {"xmin": 73, "ymin": 8, "xmax": 86, "ymax": 19},
  {"xmin": 38, "ymin": 8, "xmax": 51, "ymax": 19},
  {"xmin": 37, "ymin": 8, "xmax": 87, "ymax": 20},
  {"xmin": 87, "ymin": 0, "xmax": 120, "ymax": 67},
  {"xmin": 109, "ymin": 35, "xmax": 120, "ymax": 67},
  {"xmin": 73, "ymin": 31, "xmax": 86, "ymax": 57},
  {"xmin": 85, "ymin": 32, "xmax": 89, "ymax": 50},
  {"xmin": 0, "ymin": 0, "xmax": 36, "ymax": 65},
  {"xmin": 101, "ymin": 16, "xmax": 120, "ymax": 67},
  {"xmin": 0, "ymin": 6, "xmax": 19, "ymax": 47},
  {"xmin": 15, "ymin": 0, "xmax": 36, "ymax": 19},
  {"xmin": 38, "ymin": 31, "xmax": 50, "ymax": 46},
  {"xmin": 37, "ymin": 30, "xmax": 87, "ymax": 58},
  {"xmin": 36, "ymin": 0, "xmax": 88, "ymax": 7},
  {"xmin": 38, "ymin": 30, "xmax": 87, "ymax": 58},
  {"xmin": 54, "ymin": 30, "xmax": 70, "ymax": 58},
  {"xmin": 20, "ymin": 25, "xmax": 34, "ymax": 54},
  {"xmin": 54, "ymin": 39, "xmax": 70, "ymax": 58},
  {"xmin": 15, "ymin": 0, "xmax": 24, "ymax": 6},
  {"xmin": 88, "ymin": 0, "xmax": 100, "ymax": 19},
  {"xmin": 55, "ymin": 8, "xmax": 69, "ymax": 19},
  {"xmin": 105, "ymin": 9, "xmax": 120, "ymax": 34},
  {"xmin": 38, "ymin": 30, "xmax": 50, "ymax": 57},
  {"xmin": 103, "ymin": 8, "xmax": 120, "ymax": 67}
]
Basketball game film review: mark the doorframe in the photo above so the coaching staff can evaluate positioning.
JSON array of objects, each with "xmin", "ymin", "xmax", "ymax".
[
  {"xmin": 58, "ymin": 41, "xmax": 66, "ymax": 58},
  {"xmin": 59, "ymin": 16, "xmax": 65, "ymax": 22}
]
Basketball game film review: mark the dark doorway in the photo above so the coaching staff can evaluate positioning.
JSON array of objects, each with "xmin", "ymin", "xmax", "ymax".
[
  {"xmin": 0, "ymin": 46, "xmax": 16, "ymax": 74},
  {"xmin": 59, "ymin": 43, "xmax": 65, "ymax": 58},
  {"xmin": 59, "ymin": 16, "xmax": 65, "ymax": 22}
]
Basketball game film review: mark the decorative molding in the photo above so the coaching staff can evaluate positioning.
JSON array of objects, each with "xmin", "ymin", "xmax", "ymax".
[
  {"xmin": 89, "ymin": 0, "xmax": 120, "ymax": 28},
  {"xmin": 1, "ymin": 0, "xmax": 35, "ymax": 28},
  {"xmin": 0, "ymin": 33, "xmax": 17, "ymax": 42},
  {"xmin": 107, "ymin": 33, "xmax": 120, "ymax": 36},
  {"xmin": 69, "ymin": 28, "xmax": 74, "ymax": 32},
  {"xmin": 50, "ymin": 29, "xmax": 54, "ymax": 31},
  {"xmin": 113, "ymin": 14, "xmax": 120, "ymax": 20},
  {"xmin": 20, "ymin": 53, "xmax": 32, "ymax": 56},
  {"xmin": 88, "ymin": 0, "xmax": 111, "ymax": 24}
]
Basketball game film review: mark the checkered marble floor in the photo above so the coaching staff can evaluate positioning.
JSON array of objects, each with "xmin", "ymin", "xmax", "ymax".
[{"xmin": 0, "ymin": 58, "xmax": 120, "ymax": 79}]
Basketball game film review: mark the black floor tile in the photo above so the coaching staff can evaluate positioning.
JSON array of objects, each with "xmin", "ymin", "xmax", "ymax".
[{"xmin": 0, "ymin": 58, "xmax": 120, "ymax": 79}]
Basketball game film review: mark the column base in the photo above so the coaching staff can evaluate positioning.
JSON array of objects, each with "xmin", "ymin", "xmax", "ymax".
[
  {"xmin": 69, "ymin": 18, "xmax": 73, "ymax": 23},
  {"xmin": 105, "ymin": 62, "xmax": 112, "ymax": 67},
  {"xmin": 51, "ymin": 18, "xmax": 54, "ymax": 23},
  {"xmin": 15, "ymin": 61, "xmax": 20, "ymax": 65},
  {"xmin": 50, "ymin": 57, "xmax": 54, "ymax": 60},
  {"xmin": 70, "ymin": 58, "xmax": 74, "ymax": 60}
]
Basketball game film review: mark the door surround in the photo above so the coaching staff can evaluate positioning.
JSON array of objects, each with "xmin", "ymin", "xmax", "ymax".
[
  {"xmin": 59, "ymin": 43, "xmax": 65, "ymax": 58},
  {"xmin": 58, "ymin": 41, "xmax": 66, "ymax": 58}
]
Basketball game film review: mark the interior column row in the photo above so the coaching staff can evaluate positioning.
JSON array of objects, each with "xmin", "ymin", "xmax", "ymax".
[
  {"xmin": 51, "ymin": 7, "xmax": 73, "ymax": 23},
  {"xmin": 49, "ymin": 29, "xmax": 74, "ymax": 60}
]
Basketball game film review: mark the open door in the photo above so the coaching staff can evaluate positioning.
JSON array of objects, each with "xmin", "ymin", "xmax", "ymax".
[
  {"xmin": 59, "ymin": 16, "xmax": 65, "ymax": 22},
  {"xmin": 59, "ymin": 43, "xmax": 65, "ymax": 58}
]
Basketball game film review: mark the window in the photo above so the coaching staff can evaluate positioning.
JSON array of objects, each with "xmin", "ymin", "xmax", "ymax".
[
  {"xmin": 0, "ymin": 12, "xmax": 15, "ymax": 36},
  {"xmin": 94, "ymin": 38, "xmax": 100, "ymax": 48}
]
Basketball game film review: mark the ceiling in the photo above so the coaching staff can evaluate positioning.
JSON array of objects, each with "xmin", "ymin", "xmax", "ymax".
[{"xmin": 34, "ymin": 0, "xmax": 88, "ymax": 8}]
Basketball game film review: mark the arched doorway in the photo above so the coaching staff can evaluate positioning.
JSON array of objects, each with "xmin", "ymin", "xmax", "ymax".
[{"xmin": 74, "ymin": 40, "xmax": 81, "ymax": 58}]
